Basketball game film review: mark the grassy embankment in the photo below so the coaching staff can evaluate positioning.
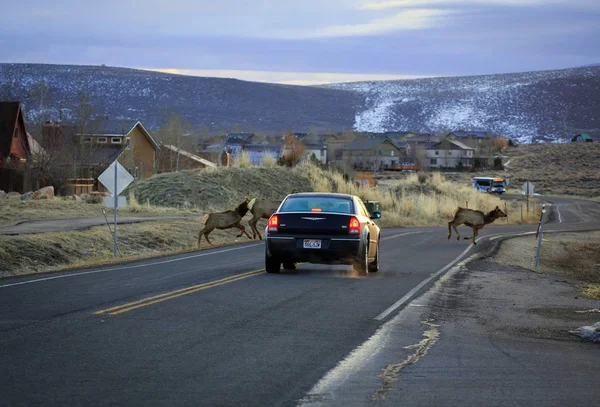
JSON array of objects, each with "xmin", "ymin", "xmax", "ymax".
[
  {"xmin": 0, "ymin": 163, "xmax": 540, "ymax": 277},
  {"xmin": 493, "ymin": 231, "xmax": 600, "ymax": 300}
]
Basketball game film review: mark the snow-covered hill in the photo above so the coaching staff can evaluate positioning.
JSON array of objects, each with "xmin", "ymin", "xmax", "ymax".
[
  {"xmin": 1, "ymin": 63, "xmax": 599, "ymax": 142},
  {"xmin": 324, "ymin": 67, "xmax": 600, "ymax": 144}
]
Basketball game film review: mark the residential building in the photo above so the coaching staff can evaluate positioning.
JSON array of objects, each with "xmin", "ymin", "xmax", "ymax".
[
  {"xmin": 446, "ymin": 130, "xmax": 494, "ymax": 167},
  {"xmin": 64, "ymin": 121, "xmax": 159, "ymax": 191},
  {"xmin": 325, "ymin": 132, "xmax": 359, "ymax": 167},
  {"xmin": 0, "ymin": 101, "xmax": 34, "ymax": 192},
  {"xmin": 342, "ymin": 136, "xmax": 406, "ymax": 171},
  {"xmin": 426, "ymin": 139, "xmax": 475, "ymax": 169}
]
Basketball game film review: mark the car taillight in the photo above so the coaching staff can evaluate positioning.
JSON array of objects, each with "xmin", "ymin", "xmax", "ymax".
[
  {"xmin": 268, "ymin": 214, "xmax": 279, "ymax": 232},
  {"xmin": 348, "ymin": 216, "xmax": 360, "ymax": 235}
]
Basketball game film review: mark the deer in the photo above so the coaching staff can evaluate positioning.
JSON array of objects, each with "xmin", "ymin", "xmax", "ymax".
[
  {"xmin": 197, "ymin": 197, "xmax": 252, "ymax": 247},
  {"xmin": 246, "ymin": 189, "xmax": 299, "ymax": 240},
  {"xmin": 448, "ymin": 206, "xmax": 507, "ymax": 245}
]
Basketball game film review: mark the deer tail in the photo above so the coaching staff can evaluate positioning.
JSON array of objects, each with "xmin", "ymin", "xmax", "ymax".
[
  {"xmin": 202, "ymin": 214, "xmax": 209, "ymax": 223},
  {"xmin": 248, "ymin": 198, "xmax": 257, "ymax": 211}
]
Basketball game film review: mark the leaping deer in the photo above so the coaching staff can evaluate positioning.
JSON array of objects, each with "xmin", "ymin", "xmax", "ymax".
[{"xmin": 448, "ymin": 206, "xmax": 507, "ymax": 245}]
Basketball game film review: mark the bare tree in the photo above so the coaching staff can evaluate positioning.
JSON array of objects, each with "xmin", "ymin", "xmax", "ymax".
[
  {"xmin": 154, "ymin": 113, "xmax": 194, "ymax": 172},
  {"xmin": 280, "ymin": 133, "xmax": 305, "ymax": 167}
]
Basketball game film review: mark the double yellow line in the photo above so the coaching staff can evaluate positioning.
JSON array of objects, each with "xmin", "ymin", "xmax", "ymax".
[{"xmin": 93, "ymin": 269, "xmax": 265, "ymax": 316}]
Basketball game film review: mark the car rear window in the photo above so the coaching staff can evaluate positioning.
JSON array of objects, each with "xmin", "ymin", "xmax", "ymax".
[{"xmin": 279, "ymin": 196, "xmax": 354, "ymax": 214}]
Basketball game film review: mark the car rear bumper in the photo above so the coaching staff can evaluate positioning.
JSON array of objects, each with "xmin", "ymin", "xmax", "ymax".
[{"xmin": 266, "ymin": 235, "xmax": 361, "ymax": 264}]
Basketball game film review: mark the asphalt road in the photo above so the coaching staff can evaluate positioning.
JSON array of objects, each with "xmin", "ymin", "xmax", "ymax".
[{"xmin": 0, "ymin": 197, "xmax": 598, "ymax": 406}]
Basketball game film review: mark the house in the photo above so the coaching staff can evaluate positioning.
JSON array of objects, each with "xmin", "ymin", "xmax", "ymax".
[
  {"xmin": 446, "ymin": 130, "xmax": 494, "ymax": 166},
  {"xmin": 426, "ymin": 139, "xmax": 475, "ymax": 169},
  {"xmin": 155, "ymin": 145, "xmax": 216, "ymax": 173},
  {"xmin": 225, "ymin": 133, "xmax": 258, "ymax": 146},
  {"xmin": 341, "ymin": 136, "xmax": 406, "ymax": 171},
  {"xmin": 70, "ymin": 121, "xmax": 159, "ymax": 189},
  {"xmin": 571, "ymin": 133, "xmax": 594, "ymax": 142},
  {"xmin": 243, "ymin": 143, "xmax": 282, "ymax": 165},
  {"xmin": 325, "ymin": 132, "xmax": 359, "ymax": 167},
  {"xmin": 303, "ymin": 141, "xmax": 327, "ymax": 165},
  {"xmin": 0, "ymin": 101, "xmax": 34, "ymax": 192}
]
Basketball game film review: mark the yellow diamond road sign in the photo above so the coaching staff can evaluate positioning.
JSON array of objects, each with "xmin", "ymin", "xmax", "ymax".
[{"xmin": 98, "ymin": 160, "xmax": 134, "ymax": 196}]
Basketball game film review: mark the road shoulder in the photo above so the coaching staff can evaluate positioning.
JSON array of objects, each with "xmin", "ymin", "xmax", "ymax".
[{"xmin": 300, "ymin": 232, "xmax": 600, "ymax": 406}]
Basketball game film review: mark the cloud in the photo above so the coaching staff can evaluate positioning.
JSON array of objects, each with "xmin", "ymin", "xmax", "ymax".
[
  {"xmin": 359, "ymin": 0, "xmax": 588, "ymax": 10},
  {"xmin": 271, "ymin": 8, "xmax": 452, "ymax": 39},
  {"xmin": 143, "ymin": 68, "xmax": 431, "ymax": 85}
]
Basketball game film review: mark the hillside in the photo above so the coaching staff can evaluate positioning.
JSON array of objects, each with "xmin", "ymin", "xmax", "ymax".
[
  {"xmin": 502, "ymin": 143, "xmax": 600, "ymax": 197},
  {"xmin": 1, "ymin": 63, "xmax": 598, "ymax": 141},
  {"xmin": 0, "ymin": 63, "xmax": 362, "ymax": 133},
  {"xmin": 325, "ymin": 67, "xmax": 600, "ymax": 144}
]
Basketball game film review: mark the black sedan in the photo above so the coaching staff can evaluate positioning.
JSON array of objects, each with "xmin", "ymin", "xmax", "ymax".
[{"xmin": 264, "ymin": 193, "xmax": 381, "ymax": 275}]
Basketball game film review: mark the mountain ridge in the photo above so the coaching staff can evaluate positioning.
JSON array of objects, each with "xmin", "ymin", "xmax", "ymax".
[{"xmin": 1, "ymin": 63, "xmax": 599, "ymax": 143}]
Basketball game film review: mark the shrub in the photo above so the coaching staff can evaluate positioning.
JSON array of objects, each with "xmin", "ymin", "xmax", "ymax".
[{"xmin": 493, "ymin": 156, "xmax": 504, "ymax": 170}]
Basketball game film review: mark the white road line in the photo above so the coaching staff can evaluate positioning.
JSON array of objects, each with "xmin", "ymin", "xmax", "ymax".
[
  {"xmin": 556, "ymin": 205, "xmax": 563, "ymax": 223},
  {"xmin": 0, "ymin": 243, "xmax": 263, "ymax": 289},
  {"xmin": 374, "ymin": 230, "xmax": 536, "ymax": 321}
]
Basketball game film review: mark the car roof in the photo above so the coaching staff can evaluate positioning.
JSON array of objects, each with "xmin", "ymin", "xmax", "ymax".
[{"xmin": 286, "ymin": 192, "xmax": 355, "ymax": 200}]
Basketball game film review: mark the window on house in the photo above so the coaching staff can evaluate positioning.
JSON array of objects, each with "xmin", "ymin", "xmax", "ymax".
[
  {"xmin": 435, "ymin": 150, "xmax": 439, "ymax": 155},
  {"xmin": 430, "ymin": 158, "xmax": 438, "ymax": 165},
  {"xmin": 97, "ymin": 137, "xmax": 107, "ymax": 144},
  {"xmin": 125, "ymin": 138, "xmax": 131, "ymax": 149},
  {"xmin": 111, "ymin": 137, "xmax": 122, "ymax": 144},
  {"xmin": 391, "ymin": 150, "xmax": 395, "ymax": 157},
  {"xmin": 83, "ymin": 137, "xmax": 92, "ymax": 143}
]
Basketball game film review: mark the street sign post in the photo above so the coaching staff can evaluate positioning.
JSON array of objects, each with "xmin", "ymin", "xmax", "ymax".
[
  {"xmin": 521, "ymin": 181, "xmax": 534, "ymax": 197},
  {"xmin": 99, "ymin": 161, "xmax": 134, "ymax": 256},
  {"xmin": 521, "ymin": 181, "xmax": 534, "ymax": 215}
]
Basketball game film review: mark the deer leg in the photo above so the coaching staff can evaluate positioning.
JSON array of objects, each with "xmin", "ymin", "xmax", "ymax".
[
  {"xmin": 235, "ymin": 223, "xmax": 252, "ymax": 240},
  {"xmin": 198, "ymin": 227, "xmax": 214, "ymax": 247},
  {"xmin": 472, "ymin": 226, "xmax": 482, "ymax": 245},
  {"xmin": 448, "ymin": 221, "xmax": 453, "ymax": 240},
  {"xmin": 249, "ymin": 216, "xmax": 261, "ymax": 240},
  {"xmin": 452, "ymin": 224, "xmax": 461, "ymax": 240},
  {"xmin": 204, "ymin": 230, "xmax": 214, "ymax": 246},
  {"xmin": 197, "ymin": 227, "xmax": 206, "ymax": 248}
]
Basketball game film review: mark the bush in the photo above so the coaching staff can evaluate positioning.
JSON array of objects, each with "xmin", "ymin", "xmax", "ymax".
[
  {"xmin": 456, "ymin": 161, "xmax": 465, "ymax": 171},
  {"xmin": 493, "ymin": 156, "xmax": 504, "ymax": 170}
]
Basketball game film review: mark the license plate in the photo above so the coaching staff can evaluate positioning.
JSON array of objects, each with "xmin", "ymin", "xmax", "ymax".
[{"xmin": 303, "ymin": 239, "xmax": 321, "ymax": 249}]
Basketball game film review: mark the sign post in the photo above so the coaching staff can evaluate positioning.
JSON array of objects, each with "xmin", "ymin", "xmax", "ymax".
[
  {"xmin": 521, "ymin": 181, "xmax": 534, "ymax": 215},
  {"xmin": 114, "ymin": 162, "xmax": 118, "ymax": 256},
  {"xmin": 99, "ymin": 161, "xmax": 134, "ymax": 256},
  {"xmin": 535, "ymin": 205, "xmax": 547, "ymax": 268}
]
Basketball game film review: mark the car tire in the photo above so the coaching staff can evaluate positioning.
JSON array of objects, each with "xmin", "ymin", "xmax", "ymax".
[
  {"xmin": 354, "ymin": 239, "xmax": 369, "ymax": 276},
  {"xmin": 283, "ymin": 262, "xmax": 296, "ymax": 270},
  {"xmin": 369, "ymin": 241, "xmax": 379, "ymax": 273},
  {"xmin": 265, "ymin": 252, "xmax": 281, "ymax": 274}
]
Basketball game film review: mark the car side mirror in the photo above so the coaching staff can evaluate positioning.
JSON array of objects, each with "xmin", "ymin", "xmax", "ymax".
[{"xmin": 370, "ymin": 212, "xmax": 381, "ymax": 220}]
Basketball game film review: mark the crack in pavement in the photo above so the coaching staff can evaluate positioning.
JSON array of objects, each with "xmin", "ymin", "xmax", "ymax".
[{"xmin": 370, "ymin": 320, "xmax": 441, "ymax": 401}]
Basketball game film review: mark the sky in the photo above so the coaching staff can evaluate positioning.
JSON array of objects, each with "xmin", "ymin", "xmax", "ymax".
[{"xmin": 1, "ymin": 0, "xmax": 599, "ymax": 85}]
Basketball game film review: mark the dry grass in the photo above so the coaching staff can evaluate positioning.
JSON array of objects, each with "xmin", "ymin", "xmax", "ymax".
[
  {"xmin": 503, "ymin": 143, "xmax": 600, "ymax": 197},
  {"xmin": 130, "ymin": 166, "xmax": 313, "ymax": 211},
  {"xmin": 262, "ymin": 151, "xmax": 277, "ymax": 167},
  {"xmin": 492, "ymin": 231, "xmax": 600, "ymax": 299},
  {"xmin": 0, "ymin": 197, "xmax": 197, "ymax": 227},
  {"xmin": 303, "ymin": 163, "xmax": 540, "ymax": 227},
  {"xmin": 0, "ymin": 219, "xmax": 255, "ymax": 277},
  {"xmin": 581, "ymin": 284, "xmax": 600, "ymax": 300},
  {"xmin": 232, "ymin": 150, "xmax": 252, "ymax": 168}
]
